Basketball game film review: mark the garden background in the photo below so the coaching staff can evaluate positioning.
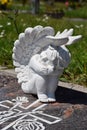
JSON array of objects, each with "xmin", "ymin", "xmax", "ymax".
[{"xmin": 0, "ymin": 0, "xmax": 87, "ymax": 86}]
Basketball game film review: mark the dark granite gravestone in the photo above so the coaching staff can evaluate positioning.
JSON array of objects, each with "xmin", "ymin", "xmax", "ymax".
[{"xmin": 0, "ymin": 74, "xmax": 87, "ymax": 130}]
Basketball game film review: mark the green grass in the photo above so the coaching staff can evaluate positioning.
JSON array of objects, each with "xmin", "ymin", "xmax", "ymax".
[
  {"xmin": 0, "ymin": 12, "xmax": 87, "ymax": 86},
  {"xmin": 65, "ymin": 5, "xmax": 87, "ymax": 18}
]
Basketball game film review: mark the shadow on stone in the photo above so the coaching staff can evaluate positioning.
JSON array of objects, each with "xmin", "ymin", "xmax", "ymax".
[{"xmin": 56, "ymin": 86, "xmax": 87, "ymax": 105}]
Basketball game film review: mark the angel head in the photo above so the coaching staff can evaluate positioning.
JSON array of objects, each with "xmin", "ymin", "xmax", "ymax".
[{"xmin": 40, "ymin": 45, "xmax": 58, "ymax": 62}]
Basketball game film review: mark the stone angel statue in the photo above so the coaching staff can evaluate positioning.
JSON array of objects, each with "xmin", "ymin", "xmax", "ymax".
[{"xmin": 12, "ymin": 25, "xmax": 82, "ymax": 102}]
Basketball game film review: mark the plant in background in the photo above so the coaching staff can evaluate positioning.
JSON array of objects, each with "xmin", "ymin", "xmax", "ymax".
[
  {"xmin": 1, "ymin": 10, "xmax": 19, "ymax": 34},
  {"xmin": 0, "ymin": 0, "xmax": 12, "ymax": 10},
  {"xmin": 0, "ymin": 10, "xmax": 19, "ymax": 68}
]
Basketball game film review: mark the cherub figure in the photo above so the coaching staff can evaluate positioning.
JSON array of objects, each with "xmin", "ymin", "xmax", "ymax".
[{"xmin": 12, "ymin": 25, "xmax": 82, "ymax": 102}]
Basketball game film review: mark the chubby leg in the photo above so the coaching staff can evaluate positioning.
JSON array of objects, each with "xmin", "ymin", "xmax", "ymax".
[
  {"xmin": 35, "ymin": 75, "xmax": 48, "ymax": 102},
  {"xmin": 47, "ymin": 75, "xmax": 58, "ymax": 102},
  {"xmin": 21, "ymin": 77, "xmax": 37, "ymax": 94}
]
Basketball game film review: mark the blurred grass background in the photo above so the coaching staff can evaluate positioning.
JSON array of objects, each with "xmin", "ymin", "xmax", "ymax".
[{"xmin": 0, "ymin": 0, "xmax": 87, "ymax": 86}]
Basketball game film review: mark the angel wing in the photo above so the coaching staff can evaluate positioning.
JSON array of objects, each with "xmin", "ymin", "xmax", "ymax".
[
  {"xmin": 46, "ymin": 28, "xmax": 82, "ymax": 46},
  {"xmin": 12, "ymin": 25, "xmax": 55, "ymax": 83},
  {"xmin": 12, "ymin": 25, "xmax": 55, "ymax": 67},
  {"xmin": 13, "ymin": 26, "xmax": 81, "ymax": 67},
  {"xmin": 12, "ymin": 25, "xmax": 82, "ymax": 83}
]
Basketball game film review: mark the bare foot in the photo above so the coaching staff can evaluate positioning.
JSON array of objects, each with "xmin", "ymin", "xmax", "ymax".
[
  {"xmin": 38, "ymin": 94, "xmax": 48, "ymax": 103},
  {"xmin": 48, "ymin": 94, "xmax": 56, "ymax": 102}
]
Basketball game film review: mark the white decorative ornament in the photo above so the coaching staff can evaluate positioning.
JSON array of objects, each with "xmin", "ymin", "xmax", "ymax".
[
  {"xmin": 12, "ymin": 25, "xmax": 82, "ymax": 102},
  {"xmin": 13, "ymin": 119, "xmax": 45, "ymax": 130}
]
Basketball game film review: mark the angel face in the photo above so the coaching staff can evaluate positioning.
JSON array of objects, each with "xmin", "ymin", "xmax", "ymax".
[{"xmin": 40, "ymin": 49, "xmax": 48, "ymax": 63}]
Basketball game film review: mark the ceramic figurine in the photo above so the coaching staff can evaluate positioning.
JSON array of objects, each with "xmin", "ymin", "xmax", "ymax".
[{"xmin": 12, "ymin": 25, "xmax": 82, "ymax": 102}]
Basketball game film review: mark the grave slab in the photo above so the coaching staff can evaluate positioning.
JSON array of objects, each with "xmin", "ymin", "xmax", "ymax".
[{"xmin": 0, "ymin": 73, "xmax": 87, "ymax": 130}]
